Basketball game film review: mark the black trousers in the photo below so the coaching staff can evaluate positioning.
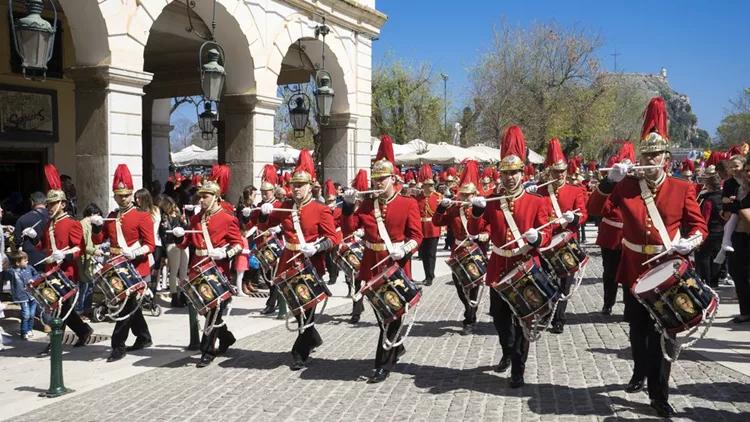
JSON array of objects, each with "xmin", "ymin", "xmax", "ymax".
[
  {"xmin": 292, "ymin": 306, "xmax": 322, "ymax": 361},
  {"xmin": 444, "ymin": 226, "xmax": 455, "ymax": 250},
  {"xmin": 352, "ymin": 279, "xmax": 366, "ymax": 316},
  {"xmin": 623, "ymin": 288, "xmax": 673, "ymax": 401},
  {"xmin": 489, "ymin": 288, "xmax": 529, "ymax": 377},
  {"xmin": 601, "ymin": 247, "xmax": 622, "ymax": 308},
  {"xmin": 111, "ymin": 296, "xmax": 153, "ymax": 354},
  {"xmin": 728, "ymin": 232, "xmax": 750, "ymax": 316},
  {"xmin": 59, "ymin": 300, "xmax": 90, "ymax": 338},
  {"xmin": 695, "ymin": 237, "xmax": 722, "ymax": 287},
  {"xmin": 200, "ymin": 301, "xmax": 234, "ymax": 357},
  {"xmin": 552, "ymin": 274, "xmax": 574, "ymax": 324},
  {"xmin": 419, "ymin": 237, "xmax": 439, "ymax": 282},
  {"xmin": 264, "ymin": 270, "xmax": 278, "ymax": 309},
  {"xmin": 373, "ymin": 308, "xmax": 404, "ymax": 369},
  {"xmin": 452, "ymin": 274, "xmax": 478, "ymax": 325},
  {"xmin": 324, "ymin": 250, "xmax": 339, "ymax": 284}
]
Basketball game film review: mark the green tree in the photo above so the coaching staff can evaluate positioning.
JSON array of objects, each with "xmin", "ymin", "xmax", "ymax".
[{"xmin": 716, "ymin": 88, "xmax": 750, "ymax": 148}]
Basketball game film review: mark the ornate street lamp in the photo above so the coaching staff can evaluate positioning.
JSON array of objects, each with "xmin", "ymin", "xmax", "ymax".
[
  {"xmin": 198, "ymin": 101, "xmax": 217, "ymax": 141},
  {"xmin": 314, "ymin": 16, "xmax": 335, "ymax": 125},
  {"xmin": 9, "ymin": 0, "xmax": 57, "ymax": 81},
  {"xmin": 186, "ymin": 0, "xmax": 227, "ymax": 104},
  {"xmin": 288, "ymin": 94, "xmax": 310, "ymax": 138}
]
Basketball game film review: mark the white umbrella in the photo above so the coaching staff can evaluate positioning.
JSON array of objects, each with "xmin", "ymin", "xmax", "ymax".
[
  {"xmin": 468, "ymin": 144, "xmax": 544, "ymax": 164},
  {"xmin": 397, "ymin": 142, "xmax": 481, "ymax": 165},
  {"xmin": 274, "ymin": 144, "xmax": 300, "ymax": 164},
  {"xmin": 171, "ymin": 145, "xmax": 214, "ymax": 166},
  {"xmin": 370, "ymin": 137, "xmax": 433, "ymax": 157}
]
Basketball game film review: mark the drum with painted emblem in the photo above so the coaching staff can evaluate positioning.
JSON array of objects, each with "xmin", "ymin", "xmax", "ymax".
[
  {"xmin": 492, "ymin": 258, "xmax": 560, "ymax": 324},
  {"xmin": 447, "ymin": 243, "xmax": 487, "ymax": 290},
  {"xmin": 94, "ymin": 255, "xmax": 147, "ymax": 306},
  {"xmin": 180, "ymin": 260, "xmax": 235, "ymax": 315},
  {"xmin": 274, "ymin": 258, "xmax": 330, "ymax": 316},
  {"xmin": 27, "ymin": 267, "xmax": 78, "ymax": 311},
  {"xmin": 362, "ymin": 265, "xmax": 422, "ymax": 324}
]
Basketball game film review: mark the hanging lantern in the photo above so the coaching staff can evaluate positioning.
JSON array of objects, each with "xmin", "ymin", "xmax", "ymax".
[
  {"xmin": 200, "ymin": 46, "xmax": 226, "ymax": 103},
  {"xmin": 288, "ymin": 94, "xmax": 310, "ymax": 138},
  {"xmin": 9, "ymin": 0, "xmax": 57, "ymax": 81},
  {"xmin": 315, "ymin": 70, "xmax": 335, "ymax": 125},
  {"xmin": 198, "ymin": 101, "xmax": 217, "ymax": 141}
]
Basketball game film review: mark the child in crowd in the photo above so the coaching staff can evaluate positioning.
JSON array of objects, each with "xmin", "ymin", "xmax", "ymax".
[{"xmin": 7, "ymin": 251, "xmax": 40, "ymax": 339}]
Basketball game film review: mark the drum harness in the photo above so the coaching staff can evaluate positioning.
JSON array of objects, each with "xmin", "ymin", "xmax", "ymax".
[
  {"xmin": 104, "ymin": 214, "xmax": 149, "ymax": 322},
  {"xmin": 199, "ymin": 213, "xmax": 234, "ymax": 335},
  {"xmin": 46, "ymin": 223, "xmax": 81, "ymax": 322}
]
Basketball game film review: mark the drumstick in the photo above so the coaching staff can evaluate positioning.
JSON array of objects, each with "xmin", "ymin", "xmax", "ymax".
[
  {"xmin": 598, "ymin": 165, "xmax": 661, "ymax": 172},
  {"xmin": 34, "ymin": 247, "xmax": 71, "ymax": 267},
  {"xmin": 166, "ymin": 229, "xmax": 202, "ymax": 234},
  {"xmin": 496, "ymin": 209, "xmax": 581, "ymax": 250},
  {"xmin": 268, "ymin": 208, "xmax": 296, "ymax": 213},
  {"xmin": 641, "ymin": 233, "xmax": 703, "ymax": 266},
  {"xmin": 244, "ymin": 226, "xmax": 258, "ymax": 239},
  {"xmin": 370, "ymin": 254, "xmax": 392, "ymax": 271},
  {"xmin": 285, "ymin": 237, "xmax": 325, "ymax": 263},
  {"xmin": 358, "ymin": 189, "xmax": 384, "ymax": 195},
  {"xmin": 534, "ymin": 180, "xmax": 556, "ymax": 189}
]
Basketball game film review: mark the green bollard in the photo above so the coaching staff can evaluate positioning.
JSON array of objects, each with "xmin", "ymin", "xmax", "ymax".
[
  {"xmin": 187, "ymin": 303, "xmax": 200, "ymax": 350},
  {"xmin": 39, "ymin": 317, "xmax": 73, "ymax": 398},
  {"xmin": 276, "ymin": 295, "xmax": 287, "ymax": 320}
]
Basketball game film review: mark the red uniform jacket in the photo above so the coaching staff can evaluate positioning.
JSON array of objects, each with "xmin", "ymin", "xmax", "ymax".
[
  {"xmin": 102, "ymin": 207, "xmax": 155, "ymax": 277},
  {"xmin": 416, "ymin": 191, "xmax": 442, "ymax": 238},
  {"xmin": 342, "ymin": 194, "xmax": 423, "ymax": 281},
  {"xmin": 264, "ymin": 199, "xmax": 340, "ymax": 275},
  {"xmin": 249, "ymin": 199, "xmax": 284, "ymax": 247},
  {"xmin": 218, "ymin": 200, "xmax": 234, "ymax": 215},
  {"xmin": 587, "ymin": 176, "xmax": 707, "ymax": 287},
  {"xmin": 433, "ymin": 204, "xmax": 490, "ymax": 258},
  {"xmin": 468, "ymin": 191, "xmax": 551, "ymax": 286},
  {"xmin": 179, "ymin": 208, "xmax": 244, "ymax": 275},
  {"xmin": 331, "ymin": 206, "xmax": 345, "ymax": 238},
  {"xmin": 41, "ymin": 214, "xmax": 84, "ymax": 280},
  {"xmin": 538, "ymin": 183, "xmax": 588, "ymax": 238},
  {"xmin": 594, "ymin": 206, "xmax": 623, "ymax": 250}
]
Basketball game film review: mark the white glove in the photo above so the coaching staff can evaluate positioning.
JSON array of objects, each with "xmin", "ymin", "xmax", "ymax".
[
  {"xmin": 522, "ymin": 228, "xmax": 540, "ymax": 245},
  {"xmin": 354, "ymin": 229, "xmax": 364, "ymax": 238},
  {"xmin": 470, "ymin": 196, "xmax": 486, "ymax": 209},
  {"xmin": 122, "ymin": 248, "xmax": 137, "ymax": 260},
  {"xmin": 184, "ymin": 204, "xmax": 195, "ymax": 212},
  {"xmin": 562, "ymin": 211, "xmax": 576, "ymax": 224},
  {"xmin": 301, "ymin": 243, "xmax": 319, "ymax": 258},
  {"xmin": 672, "ymin": 238, "xmax": 694, "ymax": 256},
  {"xmin": 90, "ymin": 215, "xmax": 104, "ymax": 226},
  {"xmin": 261, "ymin": 203, "xmax": 274, "ymax": 215},
  {"xmin": 390, "ymin": 247, "xmax": 406, "ymax": 261},
  {"xmin": 608, "ymin": 163, "xmax": 632, "ymax": 183},
  {"xmin": 525, "ymin": 184, "xmax": 538, "ymax": 194},
  {"xmin": 242, "ymin": 207, "xmax": 253, "ymax": 217},
  {"xmin": 194, "ymin": 206, "xmax": 202, "ymax": 214},
  {"xmin": 343, "ymin": 188, "xmax": 358, "ymax": 205},
  {"xmin": 269, "ymin": 225, "xmax": 282, "ymax": 235},
  {"xmin": 22, "ymin": 227, "xmax": 37, "ymax": 239},
  {"xmin": 467, "ymin": 234, "xmax": 478, "ymax": 241},
  {"xmin": 440, "ymin": 197, "xmax": 452, "ymax": 208},
  {"xmin": 241, "ymin": 249, "xmax": 251, "ymax": 255},
  {"xmin": 209, "ymin": 248, "xmax": 227, "ymax": 260},
  {"xmin": 51, "ymin": 250, "xmax": 66, "ymax": 262},
  {"xmin": 171, "ymin": 227, "xmax": 185, "ymax": 238}
]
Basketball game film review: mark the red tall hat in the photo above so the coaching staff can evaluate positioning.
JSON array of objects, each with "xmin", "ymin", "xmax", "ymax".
[
  {"xmin": 324, "ymin": 179, "xmax": 337, "ymax": 200},
  {"xmin": 567, "ymin": 159, "xmax": 580, "ymax": 175},
  {"xmin": 640, "ymin": 97, "xmax": 670, "ymax": 153},
  {"xmin": 727, "ymin": 145, "xmax": 742, "ymax": 157},
  {"xmin": 214, "ymin": 165, "xmax": 231, "ymax": 196},
  {"xmin": 681, "ymin": 157, "xmax": 695, "ymax": 176},
  {"xmin": 500, "ymin": 126, "xmax": 526, "ymax": 171},
  {"xmin": 606, "ymin": 155, "xmax": 617, "ymax": 168},
  {"xmin": 44, "ymin": 164, "xmax": 66, "ymax": 203},
  {"xmin": 372, "ymin": 135, "xmax": 396, "ymax": 178},
  {"xmin": 588, "ymin": 160, "xmax": 596, "ymax": 172},
  {"xmin": 191, "ymin": 174, "xmax": 202, "ymax": 187},
  {"xmin": 458, "ymin": 160, "xmax": 482, "ymax": 195},
  {"xmin": 260, "ymin": 164, "xmax": 278, "ymax": 191},
  {"xmin": 445, "ymin": 167, "xmax": 457, "ymax": 182},
  {"xmin": 351, "ymin": 169, "xmax": 369, "ymax": 191},
  {"xmin": 481, "ymin": 167, "xmax": 494, "ymax": 183},
  {"xmin": 706, "ymin": 151, "xmax": 722, "ymax": 167},
  {"xmin": 113, "ymin": 164, "xmax": 134, "ymax": 195},
  {"xmin": 283, "ymin": 172, "xmax": 291, "ymax": 184},
  {"xmin": 544, "ymin": 138, "xmax": 567, "ymax": 170},
  {"xmin": 291, "ymin": 149, "xmax": 316, "ymax": 184},
  {"xmin": 404, "ymin": 170, "xmax": 415, "ymax": 184},
  {"xmin": 418, "ymin": 164, "xmax": 434, "ymax": 185},
  {"xmin": 394, "ymin": 167, "xmax": 403, "ymax": 184},
  {"xmin": 615, "ymin": 141, "xmax": 636, "ymax": 164},
  {"xmin": 524, "ymin": 164, "xmax": 535, "ymax": 178}
]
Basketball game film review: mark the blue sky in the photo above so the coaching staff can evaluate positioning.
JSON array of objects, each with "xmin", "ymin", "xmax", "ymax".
[{"xmin": 372, "ymin": 0, "xmax": 750, "ymax": 139}]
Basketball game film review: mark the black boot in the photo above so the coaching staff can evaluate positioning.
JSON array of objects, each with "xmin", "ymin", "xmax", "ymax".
[
  {"xmin": 217, "ymin": 332, "xmax": 236, "ymax": 355},
  {"xmin": 73, "ymin": 326, "xmax": 93, "ymax": 347},
  {"xmin": 625, "ymin": 376, "xmax": 645, "ymax": 393},
  {"xmin": 107, "ymin": 349, "xmax": 126, "ymax": 362},
  {"xmin": 196, "ymin": 354, "xmax": 214, "ymax": 368},
  {"xmin": 368, "ymin": 367, "xmax": 389, "ymax": 383},
  {"xmin": 650, "ymin": 400, "xmax": 675, "ymax": 417},
  {"xmin": 495, "ymin": 355, "xmax": 511, "ymax": 373},
  {"xmin": 171, "ymin": 293, "xmax": 185, "ymax": 308},
  {"xmin": 509, "ymin": 374, "xmax": 525, "ymax": 388}
]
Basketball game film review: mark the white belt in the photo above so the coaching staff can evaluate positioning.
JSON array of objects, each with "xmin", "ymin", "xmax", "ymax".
[
  {"xmin": 621, "ymin": 239, "xmax": 665, "ymax": 255},
  {"xmin": 602, "ymin": 218, "xmax": 623, "ymax": 229},
  {"xmin": 492, "ymin": 244, "xmax": 531, "ymax": 258}
]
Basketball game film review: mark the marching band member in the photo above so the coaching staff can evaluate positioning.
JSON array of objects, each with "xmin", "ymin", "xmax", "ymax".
[
  {"xmin": 323, "ymin": 179, "xmax": 342, "ymax": 285},
  {"xmin": 680, "ymin": 157, "xmax": 695, "ymax": 182},
  {"xmin": 468, "ymin": 126, "xmax": 551, "ymax": 388},
  {"xmin": 415, "ymin": 164, "xmax": 442, "ymax": 286},
  {"xmin": 342, "ymin": 135, "xmax": 423, "ymax": 383},
  {"xmin": 534, "ymin": 138, "xmax": 588, "ymax": 334},
  {"xmin": 173, "ymin": 179, "xmax": 244, "ymax": 368},
  {"xmin": 94, "ymin": 164, "xmax": 155, "ymax": 363},
  {"xmin": 481, "ymin": 168, "xmax": 496, "ymax": 194},
  {"xmin": 30, "ymin": 165, "xmax": 94, "ymax": 356},
  {"xmin": 433, "ymin": 160, "xmax": 489, "ymax": 334},
  {"xmin": 259, "ymin": 150, "xmax": 340, "ymax": 371},
  {"xmin": 587, "ymin": 98, "xmax": 707, "ymax": 417},
  {"xmin": 207, "ymin": 165, "xmax": 235, "ymax": 214}
]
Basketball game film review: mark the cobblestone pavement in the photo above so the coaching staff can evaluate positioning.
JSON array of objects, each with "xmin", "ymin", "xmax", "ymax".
[{"xmin": 13, "ymin": 249, "xmax": 750, "ymax": 422}]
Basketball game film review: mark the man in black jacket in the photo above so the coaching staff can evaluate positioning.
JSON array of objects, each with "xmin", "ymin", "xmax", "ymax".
[{"xmin": 14, "ymin": 192, "xmax": 48, "ymax": 272}]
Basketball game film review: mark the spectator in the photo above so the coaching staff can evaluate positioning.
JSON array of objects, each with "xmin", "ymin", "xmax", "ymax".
[
  {"xmin": 135, "ymin": 189, "xmax": 165, "ymax": 293},
  {"xmin": 164, "ymin": 180, "xmax": 177, "ymax": 201},
  {"xmin": 695, "ymin": 175, "xmax": 724, "ymax": 288},
  {"xmin": 77, "ymin": 203, "xmax": 105, "ymax": 316},
  {"xmin": 13, "ymin": 192, "xmax": 48, "ymax": 272},
  {"xmin": 1, "ymin": 205, "xmax": 10, "ymax": 272},
  {"xmin": 159, "ymin": 196, "xmax": 188, "ymax": 307},
  {"xmin": 728, "ymin": 158, "xmax": 750, "ymax": 324},
  {"xmin": 6, "ymin": 250, "xmax": 39, "ymax": 339},
  {"xmin": 60, "ymin": 174, "xmax": 77, "ymax": 216},
  {"xmin": 176, "ymin": 179, "xmax": 193, "ymax": 208}
]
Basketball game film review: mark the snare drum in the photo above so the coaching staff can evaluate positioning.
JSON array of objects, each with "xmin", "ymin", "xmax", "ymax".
[
  {"xmin": 253, "ymin": 235, "xmax": 283, "ymax": 274},
  {"xmin": 274, "ymin": 258, "xmax": 329, "ymax": 316},
  {"xmin": 333, "ymin": 240, "xmax": 363, "ymax": 279},
  {"xmin": 362, "ymin": 265, "xmax": 422, "ymax": 324},
  {"xmin": 492, "ymin": 258, "xmax": 560, "ymax": 323},
  {"xmin": 634, "ymin": 258, "xmax": 718, "ymax": 334},
  {"xmin": 539, "ymin": 231, "xmax": 588, "ymax": 278},
  {"xmin": 180, "ymin": 261, "xmax": 234, "ymax": 315},
  {"xmin": 94, "ymin": 255, "xmax": 147, "ymax": 306},
  {"xmin": 27, "ymin": 267, "xmax": 78, "ymax": 311},
  {"xmin": 447, "ymin": 243, "xmax": 487, "ymax": 290}
]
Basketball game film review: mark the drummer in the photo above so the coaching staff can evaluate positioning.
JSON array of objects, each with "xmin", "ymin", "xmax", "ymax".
[
  {"xmin": 468, "ymin": 126, "xmax": 551, "ymax": 389},
  {"xmin": 173, "ymin": 179, "xmax": 244, "ymax": 368},
  {"xmin": 92, "ymin": 164, "xmax": 155, "ymax": 363},
  {"xmin": 587, "ymin": 98, "xmax": 707, "ymax": 418},
  {"xmin": 342, "ymin": 134, "xmax": 423, "ymax": 384},
  {"xmin": 27, "ymin": 165, "xmax": 94, "ymax": 356},
  {"xmin": 433, "ymin": 160, "xmax": 490, "ymax": 334},
  {"xmin": 206, "ymin": 165, "xmax": 235, "ymax": 214},
  {"xmin": 530, "ymin": 138, "xmax": 587, "ymax": 334},
  {"xmin": 258, "ymin": 149, "xmax": 340, "ymax": 371},
  {"xmin": 341, "ymin": 169, "xmax": 370, "ymax": 299}
]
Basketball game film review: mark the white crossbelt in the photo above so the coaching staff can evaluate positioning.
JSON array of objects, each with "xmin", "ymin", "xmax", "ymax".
[
  {"xmin": 492, "ymin": 244, "xmax": 531, "ymax": 258},
  {"xmin": 601, "ymin": 218, "xmax": 623, "ymax": 229}
]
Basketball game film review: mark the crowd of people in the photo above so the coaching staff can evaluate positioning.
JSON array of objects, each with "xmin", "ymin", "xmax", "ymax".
[{"xmin": 1, "ymin": 96, "xmax": 749, "ymax": 419}]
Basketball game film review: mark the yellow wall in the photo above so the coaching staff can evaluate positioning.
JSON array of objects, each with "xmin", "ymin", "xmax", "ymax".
[{"xmin": 0, "ymin": 3, "xmax": 77, "ymax": 181}]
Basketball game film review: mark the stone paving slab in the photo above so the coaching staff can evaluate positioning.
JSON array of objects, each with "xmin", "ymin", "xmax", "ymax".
[{"xmin": 9, "ymin": 246, "xmax": 750, "ymax": 422}]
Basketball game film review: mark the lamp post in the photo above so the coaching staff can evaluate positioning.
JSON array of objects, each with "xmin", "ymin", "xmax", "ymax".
[
  {"xmin": 314, "ymin": 16, "xmax": 334, "ymax": 125},
  {"xmin": 9, "ymin": 0, "xmax": 58, "ymax": 81},
  {"xmin": 186, "ymin": 0, "xmax": 227, "ymax": 107},
  {"xmin": 440, "ymin": 73, "xmax": 448, "ymax": 134}
]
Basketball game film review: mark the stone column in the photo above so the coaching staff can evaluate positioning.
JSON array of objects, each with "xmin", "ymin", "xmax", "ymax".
[
  {"xmin": 67, "ymin": 66, "xmax": 153, "ymax": 212},
  {"xmin": 150, "ymin": 98, "xmax": 173, "ymax": 186},
  {"xmin": 319, "ymin": 113, "xmax": 364, "ymax": 184},
  {"xmin": 220, "ymin": 94, "xmax": 281, "ymax": 202}
]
